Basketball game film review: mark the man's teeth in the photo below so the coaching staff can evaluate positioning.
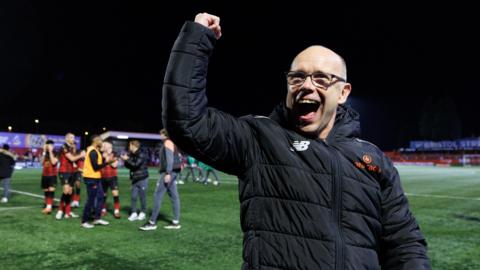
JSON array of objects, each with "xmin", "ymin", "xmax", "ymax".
[{"xmin": 297, "ymin": 100, "xmax": 319, "ymax": 104}]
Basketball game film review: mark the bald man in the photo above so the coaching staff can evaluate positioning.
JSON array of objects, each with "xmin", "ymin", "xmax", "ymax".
[{"xmin": 162, "ymin": 13, "xmax": 430, "ymax": 270}]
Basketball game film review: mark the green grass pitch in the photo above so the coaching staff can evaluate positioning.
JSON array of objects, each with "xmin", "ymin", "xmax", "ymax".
[{"xmin": 0, "ymin": 166, "xmax": 479, "ymax": 269}]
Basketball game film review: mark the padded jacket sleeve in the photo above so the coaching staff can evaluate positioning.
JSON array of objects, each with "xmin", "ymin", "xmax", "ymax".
[
  {"xmin": 162, "ymin": 21, "xmax": 254, "ymax": 175},
  {"xmin": 379, "ymin": 155, "xmax": 431, "ymax": 269},
  {"xmin": 124, "ymin": 152, "xmax": 145, "ymax": 171}
]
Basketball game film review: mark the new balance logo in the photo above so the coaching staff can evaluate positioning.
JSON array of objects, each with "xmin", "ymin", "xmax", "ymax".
[{"xmin": 292, "ymin": 140, "xmax": 310, "ymax": 151}]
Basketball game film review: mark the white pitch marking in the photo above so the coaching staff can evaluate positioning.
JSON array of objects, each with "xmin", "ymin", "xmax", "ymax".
[
  {"xmin": 0, "ymin": 188, "xmax": 59, "ymax": 202},
  {"xmin": 0, "ymin": 206, "xmax": 37, "ymax": 211},
  {"xmin": 405, "ymin": 192, "xmax": 480, "ymax": 201}
]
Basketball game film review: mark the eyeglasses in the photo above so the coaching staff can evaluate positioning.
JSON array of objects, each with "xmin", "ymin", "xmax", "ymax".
[{"xmin": 285, "ymin": 70, "xmax": 346, "ymax": 89}]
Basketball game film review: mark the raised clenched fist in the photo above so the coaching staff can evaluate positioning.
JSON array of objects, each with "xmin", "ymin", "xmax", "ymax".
[{"xmin": 194, "ymin": 12, "xmax": 222, "ymax": 39}]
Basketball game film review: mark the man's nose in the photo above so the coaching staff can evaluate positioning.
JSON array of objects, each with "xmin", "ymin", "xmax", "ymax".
[
  {"xmin": 301, "ymin": 76, "xmax": 316, "ymax": 91},
  {"xmin": 297, "ymin": 76, "xmax": 316, "ymax": 95}
]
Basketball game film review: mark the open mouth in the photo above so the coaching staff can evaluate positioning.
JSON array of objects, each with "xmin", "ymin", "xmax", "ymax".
[{"xmin": 293, "ymin": 99, "xmax": 321, "ymax": 122}]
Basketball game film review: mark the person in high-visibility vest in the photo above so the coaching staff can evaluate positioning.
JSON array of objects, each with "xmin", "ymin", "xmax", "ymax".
[{"xmin": 81, "ymin": 135, "xmax": 115, "ymax": 229}]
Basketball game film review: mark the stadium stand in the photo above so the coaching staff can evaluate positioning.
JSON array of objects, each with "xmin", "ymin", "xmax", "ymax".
[{"xmin": 387, "ymin": 137, "xmax": 480, "ymax": 166}]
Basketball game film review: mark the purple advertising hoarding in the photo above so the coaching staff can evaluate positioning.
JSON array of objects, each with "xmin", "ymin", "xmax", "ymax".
[
  {"xmin": 0, "ymin": 132, "xmax": 80, "ymax": 149},
  {"xmin": 409, "ymin": 138, "xmax": 480, "ymax": 151}
]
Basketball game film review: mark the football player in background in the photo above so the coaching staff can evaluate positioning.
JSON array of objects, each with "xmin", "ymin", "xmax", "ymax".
[
  {"xmin": 71, "ymin": 151, "xmax": 84, "ymax": 208},
  {"xmin": 101, "ymin": 140, "xmax": 121, "ymax": 219},
  {"xmin": 41, "ymin": 140, "xmax": 58, "ymax": 214},
  {"xmin": 56, "ymin": 133, "xmax": 85, "ymax": 220},
  {"xmin": 198, "ymin": 161, "xmax": 220, "ymax": 186},
  {"xmin": 178, "ymin": 156, "xmax": 203, "ymax": 184}
]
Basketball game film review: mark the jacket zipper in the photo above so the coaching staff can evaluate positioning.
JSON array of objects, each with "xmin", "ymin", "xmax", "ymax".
[{"xmin": 329, "ymin": 146, "xmax": 345, "ymax": 270}]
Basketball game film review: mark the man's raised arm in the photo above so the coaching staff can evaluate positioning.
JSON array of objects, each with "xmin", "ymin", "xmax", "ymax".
[{"xmin": 162, "ymin": 13, "xmax": 254, "ymax": 175}]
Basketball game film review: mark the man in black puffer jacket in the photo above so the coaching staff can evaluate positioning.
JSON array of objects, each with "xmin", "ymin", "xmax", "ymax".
[
  {"xmin": 162, "ymin": 12, "xmax": 430, "ymax": 270},
  {"xmin": 121, "ymin": 140, "xmax": 149, "ymax": 221},
  {"xmin": 0, "ymin": 144, "xmax": 16, "ymax": 203}
]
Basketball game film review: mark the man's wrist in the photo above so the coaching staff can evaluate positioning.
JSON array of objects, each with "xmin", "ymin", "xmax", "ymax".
[{"xmin": 182, "ymin": 21, "xmax": 217, "ymax": 43}]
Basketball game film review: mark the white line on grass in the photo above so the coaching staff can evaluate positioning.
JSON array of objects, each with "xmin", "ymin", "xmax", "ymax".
[
  {"xmin": 0, "ymin": 206, "xmax": 37, "ymax": 211},
  {"xmin": 0, "ymin": 188, "xmax": 59, "ymax": 202},
  {"xmin": 405, "ymin": 192, "xmax": 480, "ymax": 201}
]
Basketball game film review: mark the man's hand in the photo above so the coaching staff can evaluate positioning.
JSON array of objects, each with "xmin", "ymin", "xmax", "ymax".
[
  {"xmin": 164, "ymin": 174, "xmax": 172, "ymax": 185},
  {"xmin": 194, "ymin": 13, "xmax": 222, "ymax": 39},
  {"xmin": 105, "ymin": 155, "xmax": 116, "ymax": 164},
  {"xmin": 120, "ymin": 153, "xmax": 129, "ymax": 161}
]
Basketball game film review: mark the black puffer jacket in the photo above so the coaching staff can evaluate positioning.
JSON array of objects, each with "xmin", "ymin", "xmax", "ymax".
[
  {"xmin": 124, "ymin": 149, "xmax": 149, "ymax": 183},
  {"xmin": 0, "ymin": 150, "xmax": 15, "ymax": 179},
  {"xmin": 162, "ymin": 21, "xmax": 430, "ymax": 270}
]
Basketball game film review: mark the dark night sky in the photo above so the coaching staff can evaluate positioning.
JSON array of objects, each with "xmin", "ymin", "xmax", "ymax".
[{"xmin": 1, "ymin": 1, "xmax": 478, "ymax": 150}]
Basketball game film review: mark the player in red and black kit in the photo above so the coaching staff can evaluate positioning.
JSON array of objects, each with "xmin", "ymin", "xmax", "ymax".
[
  {"xmin": 55, "ymin": 133, "xmax": 85, "ymax": 220},
  {"xmin": 72, "ymin": 155, "xmax": 84, "ymax": 208},
  {"xmin": 101, "ymin": 140, "xmax": 121, "ymax": 219},
  {"xmin": 41, "ymin": 140, "xmax": 58, "ymax": 215}
]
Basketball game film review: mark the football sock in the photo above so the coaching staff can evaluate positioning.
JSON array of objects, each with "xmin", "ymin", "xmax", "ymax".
[{"xmin": 113, "ymin": 196, "xmax": 120, "ymax": 211}]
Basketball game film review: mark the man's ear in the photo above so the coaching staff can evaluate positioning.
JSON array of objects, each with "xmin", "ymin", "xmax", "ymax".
[{"xmin": 338, "ymin": 83, "xmax": 352, "ymax": 104}]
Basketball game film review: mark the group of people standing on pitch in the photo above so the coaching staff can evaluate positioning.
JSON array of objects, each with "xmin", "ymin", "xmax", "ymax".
[
  {"xmin": 40, "ymin": 133, "xmax": 120, "ymax": 226},
  {"xmin": 39, "ymin": 130, "xmax": 184, "ymax": 231},
  {"xmin": 41, "ymin": 133, "xmax": 84, "ymax": 218}
]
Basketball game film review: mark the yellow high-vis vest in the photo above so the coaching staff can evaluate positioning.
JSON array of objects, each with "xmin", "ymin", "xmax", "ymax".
[{"xmin": 82, "ymin": 146, "xmax": 102, "ymax": 179}]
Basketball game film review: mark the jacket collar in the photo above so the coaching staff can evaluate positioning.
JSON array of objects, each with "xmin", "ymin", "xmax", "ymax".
[{"xmin": 268, "ymin": 102, "xmax": 361, "ymax": 143}]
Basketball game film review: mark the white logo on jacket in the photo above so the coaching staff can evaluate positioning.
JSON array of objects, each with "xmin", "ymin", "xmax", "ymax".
[{"xmin": 292, "ymin": 140, "xmax": 310, "ymax": 151}]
